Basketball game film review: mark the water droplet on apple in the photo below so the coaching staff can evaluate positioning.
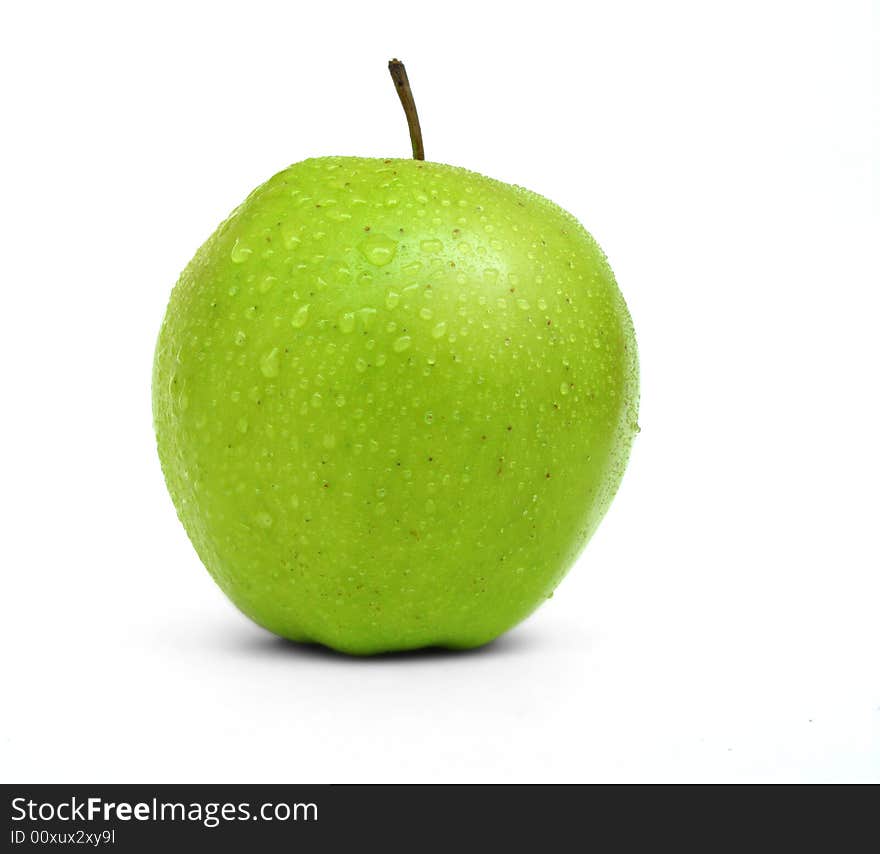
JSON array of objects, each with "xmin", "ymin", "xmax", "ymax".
[
  {"xmin": 325, "ymin": 209, "xmax": 352, "ymax": 222},
  {"xmin": 419, "ymin": 307, "xmax": 433, "ymax": 320},
  {"xmin": 339, "ymin": 312, "xmax": 355, "ymax": 334},
  {"xmin": 310, "ymin": 392, "xmax": 323, "ymax": 408},
  {"xmin": 393, "ymin": 335, "xmax": 412, "ymax": 353},
  {"xmin": 234, "ymin": 330, "xmax": 247, "ymax": 347},
  {"xmin": 431, "ymin": 321, "xmax": 447, "ymax": 339},
  {"xmin": 335, "ymin": 394, "xmax": 346, "ymax": 407},
  {"xmin": 559, "ymin": 382, "xmax": 569, "ymax": 396},
  {"xmin": 258, "ymin": 275, "xmax": 277, "ymax": 294},
  {"xmin": 424, "ymin": 411, "xmax": 434, "ymax": 425},
  {"xmin": 291, "ymin": 304, "xmax": 310, "ymax": 328},
  {"xmin": 281, "ymin": 226, "xmax": 302, "ymax": 249},
  {"xmin": 358, "ymin": 307, "xmax": 377, "ymax": 329},
  {"xmin": 355, "ymin": 357, "xmax": 367, "ymax": 373},
  {"xmin": 420, "ymin": 238, "xmax": 443, "ymax": 253},
  {"xmin": 230, "ymin": 239, "xmax": 252, "ymax": 263},
  {"xmin": 260, "ymin": 348, "xmax": 280, "ymax": 378},
  {"xmin": 358, "ymin": 233, "xmax": 398, "ymax": 266},
  {"xmin": 516, "ymin": 298, "xmax": 530, "ymax": 310},
  {"xmin": 385, "ymin": 291, "xmax": 400, "ymax": 310}
]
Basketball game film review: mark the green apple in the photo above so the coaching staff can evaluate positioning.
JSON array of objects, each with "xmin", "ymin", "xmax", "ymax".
[{"xmin": 153, "ymin": 66, "xmax": 638, "ymax": 654}]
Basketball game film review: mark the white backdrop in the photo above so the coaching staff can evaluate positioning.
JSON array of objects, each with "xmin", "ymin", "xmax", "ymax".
[{"xmin": 1, "ymin": 0, "xmax": 877, "ymax": 782}]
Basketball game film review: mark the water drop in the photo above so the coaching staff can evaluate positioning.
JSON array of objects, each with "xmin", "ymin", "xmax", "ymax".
[
  {"xmin": 358, "ymin": 306, "xmax": 377, "ymax": 329},
  {"xmin": 230, "ymin": 239, "xmax": 252, "ymax": 263},
  {"xmin": 516, "ymin": 298, "xmax": 530, "ymax": 311},
  {"xmin": 385, "ymin": 291, "xmax": 400, "ymax": 310},
  {"xmin": 326, "ymin": 209, "xmax": 352, "ymax": 222},
  {"xmin": 234, "ymin": 330, "xmax": 247, "ymax": 347},
  {"xmin": 358, "ymin": 233, "xmax": 398, "ymax": 266},
  {"xmin": 419, "ymin": 307, "xmax": 433, "ymax": 320},
  {"xmin": 282, "ymin": 227, "xmax": 302, "ymax": 249},
  {"xmin": 291, "ymin": 304, "xmax": 310, "ymax": 328},
  {"xmin": 431, "ymin": 321, "xmax": 447, "ymax": 339},
  {"xmin": 355, "ymin": 357, "xmax": 367, "ymax": 373},
  {"xmin": 258, "ymin": 275, "xmax": 277, "ymax": 294},
  {"xmin": 559, "ymin": 382, "xmax": 570, "ymax": 396},
  {"xmin": 420, "ymin": 238, "xmax": 443, "ymax": 253},
  {"xmin": 339, "ymin": 312, "xmax": 355, "ymax": 334},
  {"xmin": 311, "ymin": 392, "xmax": 323, "ymax": 408},
  {"xmin": 260, "ymin": 348, "xmax": 280, "ymax": 378},
  {"xmin": 393, "ymin": 335, "xmax": 412, "ymax": 353}
]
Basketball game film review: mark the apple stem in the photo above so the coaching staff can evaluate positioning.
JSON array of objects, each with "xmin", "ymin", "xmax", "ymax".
[{"xmin": 388, "ymin": 59, "xmax": 425, "ymax": 161}]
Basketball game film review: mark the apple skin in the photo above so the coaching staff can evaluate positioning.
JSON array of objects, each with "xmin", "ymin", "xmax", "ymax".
[{"xmin": 153, "ymin": 157, "xmax": 638, "ymax": 654}]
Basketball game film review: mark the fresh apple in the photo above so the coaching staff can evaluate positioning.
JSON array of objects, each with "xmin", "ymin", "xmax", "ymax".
[{"xmin": 153, "ymin": 61, "xmax": 639, "ymax": 654}]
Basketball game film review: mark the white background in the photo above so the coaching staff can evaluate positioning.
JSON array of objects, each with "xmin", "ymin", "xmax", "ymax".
[{"xmin": 1, "ymin": 1, "xmax": 877, "ymax": 783}]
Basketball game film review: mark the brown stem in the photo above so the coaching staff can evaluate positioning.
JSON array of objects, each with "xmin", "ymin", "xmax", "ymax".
[{"xmin": 388, "ymin": 58, "xmax": 425, "ymax": 161}]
